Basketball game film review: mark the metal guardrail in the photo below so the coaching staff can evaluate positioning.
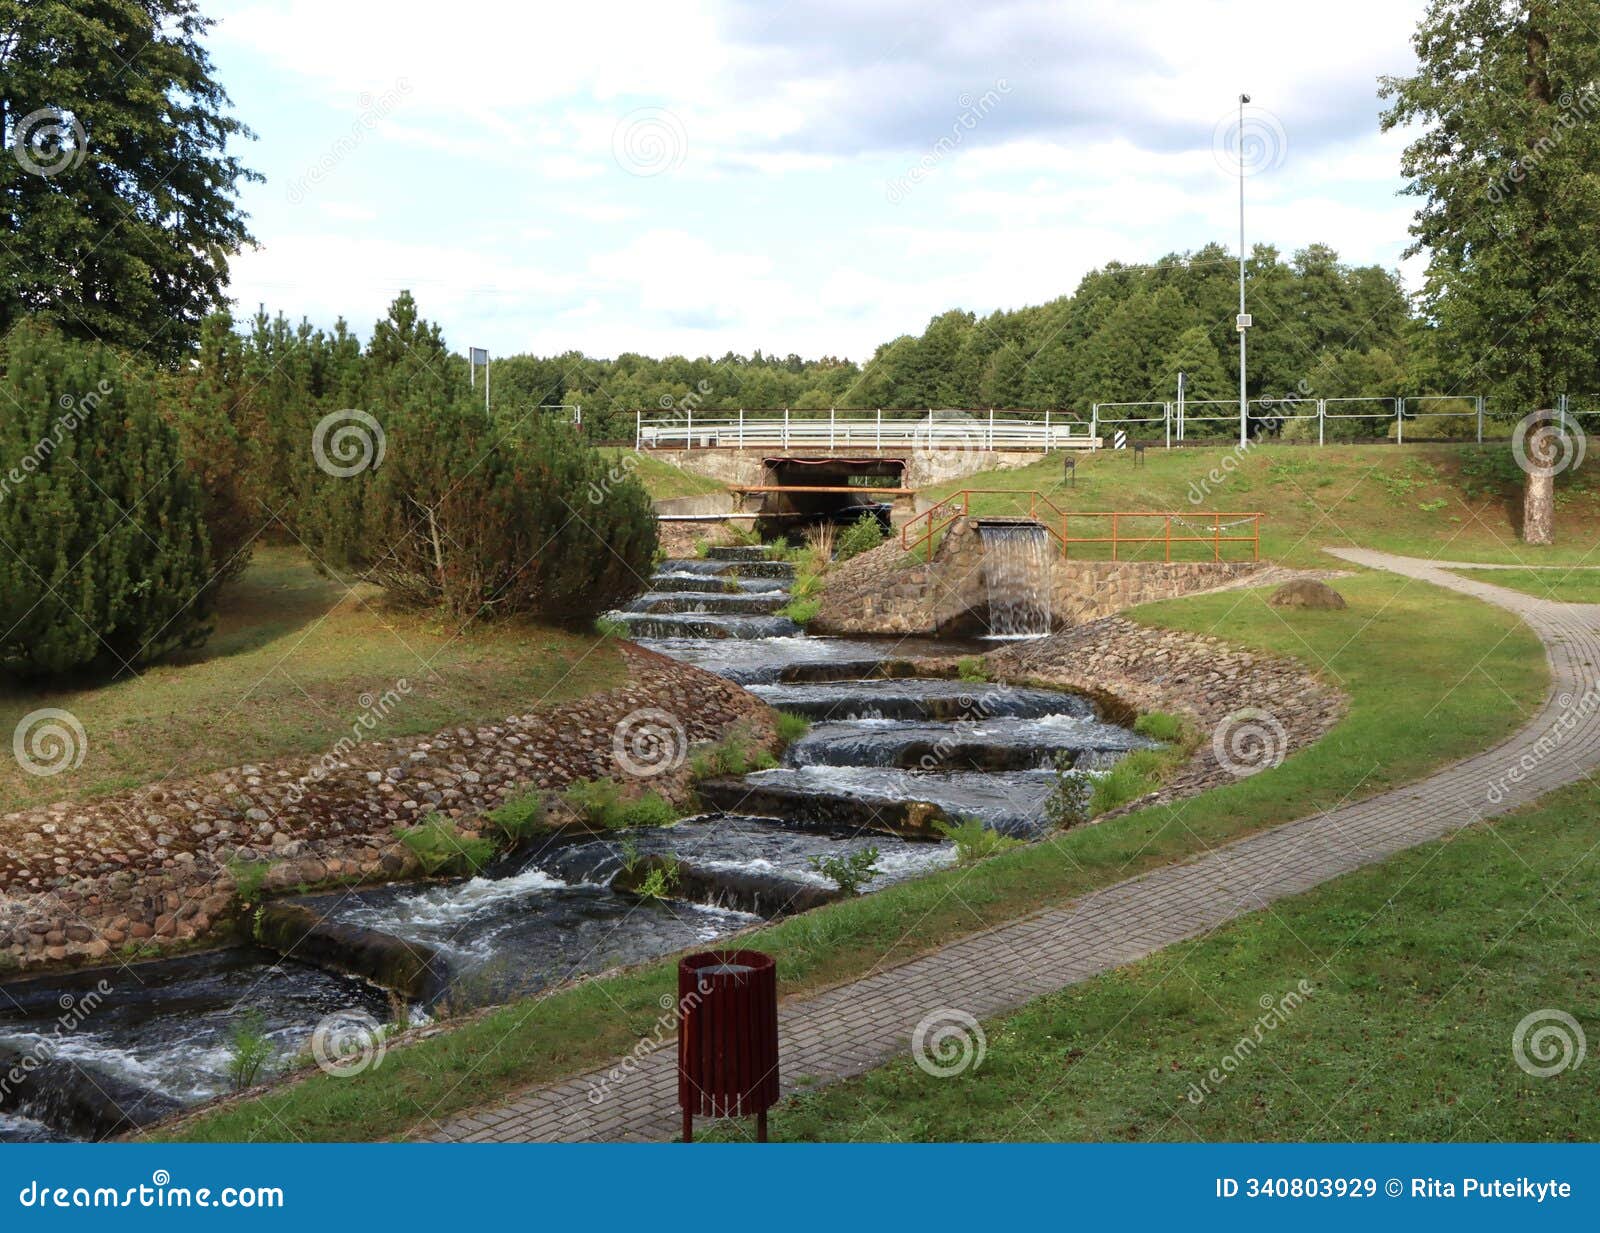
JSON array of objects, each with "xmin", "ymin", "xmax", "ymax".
[
  {"xmin": 1092, "ymin": 396, "xmax": 1490, "ymax": 446},
  {"xmin": 899, "ymin": 490, "xmax": 1262, "ymax": 563},
  {"xmin": 635, "ymin": 408, "xmax": 1097, "ymax": 452}
]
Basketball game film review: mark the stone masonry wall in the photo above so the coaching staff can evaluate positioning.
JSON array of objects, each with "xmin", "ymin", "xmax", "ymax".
[
  {"xmin": 0, "ymin": 645, "xmax": 772, "ymax": 972},
  {"xmin": 812, "ymin": 517, "xmax": 1265, "ymax": 636}
]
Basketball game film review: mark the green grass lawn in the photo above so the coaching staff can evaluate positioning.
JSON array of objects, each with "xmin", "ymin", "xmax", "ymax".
[
  {"xmin": 920, "ymin": 443, "xmax": 1600, "ymax": 568},
  {"xmin": 1451, "ymin": 568, "xmax": 1600, "ymax": 604},
  {"xmin": 0, "ymin": 546, "xmax": 626, "ymax": 813},
  {"xmin": 740, "ymin": 777, "xmax": 1600, "ymax": 1143},
  {"xmin": 162, "ymin": 571, "xmax": 1547, "ymax": 1142},
  {"xmin": 598, "ymin": 448, "xmax": 728, "ymax": 501}
]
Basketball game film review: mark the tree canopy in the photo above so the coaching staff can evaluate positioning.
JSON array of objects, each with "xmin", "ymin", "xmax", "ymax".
[{"xmin": 0, "ymin": 0, "xmax": 258, "ymax": 361}]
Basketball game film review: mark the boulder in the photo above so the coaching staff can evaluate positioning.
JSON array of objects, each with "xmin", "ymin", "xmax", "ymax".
[{"xmin": 1268, "ymin": 579, "xmax": 1347, "ymax": 610}]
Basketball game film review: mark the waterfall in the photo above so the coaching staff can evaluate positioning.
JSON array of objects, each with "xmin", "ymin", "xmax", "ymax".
[{"xmin": 978, "ymin": 522, "xmax": 1052, "ymax": 638}]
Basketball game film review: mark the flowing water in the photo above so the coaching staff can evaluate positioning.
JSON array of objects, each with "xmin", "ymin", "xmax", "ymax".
[
  {"xmin": 978, "ymin": 522, "xmax": 1054, "ymax": 638},
  {"xmin": 0, "ymin": 541, "xmax": 1146, "ymax": 1140}
]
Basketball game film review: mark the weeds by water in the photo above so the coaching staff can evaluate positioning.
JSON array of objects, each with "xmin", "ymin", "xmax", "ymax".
[
  {"xmin": 484, "ymin": 790, "xmax": 547, "ymax": 845},
  {"xmin": 225, "ymin": 1013, "xmax": 275, "ymax": 1092},
  {"xmin": 955, "ymin": 656, "xmax": 989, "ymax": 683},
  {"xmin": 810, "ymin": 846, "xmax": 881, "ymax": 894},
  {"xmin": 690, "ymin": 727, "xmax": 777, "ymax": 779},
  {"xmin": 774, "ymin": 712, "xmax": 811, "ymax": 748},
  {"xmin": 935, "ymin": 817, "xmax": 1022, "ymax": 864},
  {"xmin": 562, "ymin": 777, "xmax": 678, "ymax": 828},
  {"xmin": 397, "ymin": 814, "xmax": 496, "ymax": 876}
]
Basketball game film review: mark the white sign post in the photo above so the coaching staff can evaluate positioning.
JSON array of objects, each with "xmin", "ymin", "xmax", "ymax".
[{"xmin": 469, "ymin": 347, "xmax": 490, "ymax": 413}]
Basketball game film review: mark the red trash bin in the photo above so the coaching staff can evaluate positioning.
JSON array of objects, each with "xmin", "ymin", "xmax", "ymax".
[{"xmin": 677, "ymin": 949, "xmax": 778, "ymax": 1142}]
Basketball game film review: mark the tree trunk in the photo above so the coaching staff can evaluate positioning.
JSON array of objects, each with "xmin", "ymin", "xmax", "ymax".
[{"xmin": 1522, "ymin": 406, "xmax": 1556, "ymax": 545}]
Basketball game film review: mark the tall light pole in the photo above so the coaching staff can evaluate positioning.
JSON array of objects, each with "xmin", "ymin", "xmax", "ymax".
[{"xmin": 1236, "ymin": 92, "xmax": 1251, "ymax": 449}]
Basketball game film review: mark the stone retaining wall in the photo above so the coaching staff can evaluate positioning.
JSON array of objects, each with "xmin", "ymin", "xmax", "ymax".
[
  {"xmin": 813, "ymin": 518, "xmax": 1264, "ymax": 636},
  {"xmin": 0, "ymin": 645, "xmax": 773, "ymax": 971},
  {"xmin": 978, "ymin": 615, "xmax": 1347, "ymax": 812}
]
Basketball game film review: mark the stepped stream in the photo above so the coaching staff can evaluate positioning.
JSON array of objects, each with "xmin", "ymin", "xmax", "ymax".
[{"xmin": 0, "ymin": 542, "xmax": 1147, "ymax": 1141}]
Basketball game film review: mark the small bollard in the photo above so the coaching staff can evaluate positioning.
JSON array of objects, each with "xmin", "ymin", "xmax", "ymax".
[
  {"xmin": 1133, "ymin": 442, "xmax": 1147, "ymax": 468},
  {"xmin": 1063, "ymin": 456, "xmax": 1076, "ymax": 487}
]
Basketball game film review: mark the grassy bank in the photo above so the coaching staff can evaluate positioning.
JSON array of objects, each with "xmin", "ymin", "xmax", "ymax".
[
  {"xmin": 740, "ymin": 777, "xmax": 1600, "ymax": 1142},
  {"xmin": 597, "ymin": 448, "xmax": 728, "ymax": 501},
  {"xmin": 922, "ymin": 443, "xmax": 1600, "ymax": 567},
  {"xmin": 1451, "ymin": 568, "xmax": 1600, "ymax": 604},
  {"xmin": 0, "ymin": 547, "xmax": 627, "ymax": 812},
  {"xmin": 161, "ymin": 571, "xmax": 1546, "ymax": 1142}
]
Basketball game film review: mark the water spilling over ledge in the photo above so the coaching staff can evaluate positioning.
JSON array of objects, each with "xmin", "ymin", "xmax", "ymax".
[{"xmin": 978, "ymin": 521, "xmax": 1053, "ymax": 638}]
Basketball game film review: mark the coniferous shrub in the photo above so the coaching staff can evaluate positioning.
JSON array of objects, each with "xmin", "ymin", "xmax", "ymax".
[
  {"xmin": 306, "ymin": 398, "xmax": 657, "ymax": 620},
  {"xmin": 0, "ymin": 327, "xmax": 215, "ymax": 677}
]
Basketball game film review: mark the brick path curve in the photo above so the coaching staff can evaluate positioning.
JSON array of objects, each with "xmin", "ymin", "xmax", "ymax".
[{"xmin": 422, "ymin": 551, "xmax": 1600, "ymax": 1142}]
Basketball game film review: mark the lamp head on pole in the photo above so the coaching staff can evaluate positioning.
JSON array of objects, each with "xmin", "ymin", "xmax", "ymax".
[{"xmin": 1240, "ymin": 92, "xmax": 1251, "ymax": 105}]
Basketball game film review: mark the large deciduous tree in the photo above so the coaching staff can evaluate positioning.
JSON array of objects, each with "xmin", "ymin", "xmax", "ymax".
[
  {"xmin": 0, "ymin": 0, "xmax": 258, "ymax": 361},
  {"xmin": 1382, "ymin": 0, "xmax": 1600, "ymax": 544}
]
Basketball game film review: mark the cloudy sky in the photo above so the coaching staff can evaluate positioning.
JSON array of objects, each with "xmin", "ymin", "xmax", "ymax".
[{"xmin": 211, "ymin": 0, "xmax": 1429, "ymax": 361}]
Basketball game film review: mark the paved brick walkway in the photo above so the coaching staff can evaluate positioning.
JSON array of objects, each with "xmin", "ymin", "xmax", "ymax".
[{"xmin": 420, "ymin": 551, "xmax": 1600, "ymax": 1142}]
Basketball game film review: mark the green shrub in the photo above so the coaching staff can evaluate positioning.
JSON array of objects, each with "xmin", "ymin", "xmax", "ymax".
[
  {"xmin": 226, "ymin": 858, "xmax": 274, "ymax": 907},
  {"xmin": 396, "ymin": 814, "xmax": 496, "ymax": 876},
  {"xmin": 810, "ymin": 846, "xmax": 881, "ymax": 894},
  {"xmin": 307, "ymin": 405, "xmax": 657, "ymax": 621},
  {"xmin": 635, "ymin": 859, "xmax": 680, "ymax": 901},
  {"xmin": 935, "ymin": 817, "xmax": 1023, "ymax": 864},
  {"xmin": 225, "ymin": 1013, "xmax": 275, "ymax": 1091},
  {"xmin": 1133, "ymin": 711, "xmax": 1187, "ymax": 744},
  {"xmin": 955, "ymin": 656, "xmax": 989, "ymax": 683},
  {"xmin": 835, "ymin": 514, "xmax": 885, "ymax": 561},
  {"xmin": 593, "ymin": 615, "xmax": 630, "ymax": 639},
  {"xmin": 689, "ymin": 727, "xmax": 776, "ymax": 779},
  {"xmin": 1044, "ymin": 755, "xmax": 1093, "ymax": 829},
  {"xmin": 774, "ymin": 712, "xmax": 811, "ymax": 748},
  {"xmin": 0, "ymin": 326, "xmax": 216, "ymax": 676},
  {"xmin": 485, "ymin": 791, "xmax": 547, "ymax": 845},
  {"xmin": 1088, "ymin": 749, "xmax": 1172, "ymax": 815},
  {"xmin": 561, "ymin": 777, "xmax": 678, "ymax": 829},
  {"xmin": 777, "ymin": 597, "xmax": 820, "ymax": 626}
]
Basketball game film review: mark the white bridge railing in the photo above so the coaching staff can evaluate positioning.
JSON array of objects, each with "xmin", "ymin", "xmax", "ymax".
[{"xmin": 634, "ymin": 408, "xmax": 1097, "ymax": 452}]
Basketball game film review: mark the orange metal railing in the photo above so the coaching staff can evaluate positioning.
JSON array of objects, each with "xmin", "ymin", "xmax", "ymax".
[{"xmin": 899, "ymin": 491, "xmax": 1262, "ymax": 563}]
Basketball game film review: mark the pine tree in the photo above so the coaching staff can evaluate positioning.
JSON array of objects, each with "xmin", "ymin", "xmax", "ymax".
[{"xmin": 0, "ymin": 326, "xmax": 214, "ymax": 676}]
